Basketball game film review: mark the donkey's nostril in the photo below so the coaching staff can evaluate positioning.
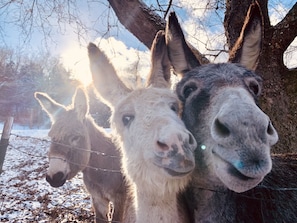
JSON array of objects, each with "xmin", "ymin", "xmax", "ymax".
[
  {"xmin": 214, "ymin": 118, "xmax": 230, "ymax": 138},
  {"xmin": 267, "ymin": 121, "xmax": 275, "ymax": 135},
  {"xmin": 157, "ymin": 141, "xmax": 170, "ymax": 151},
  {"xmin": 188, "ymin": 133, "xmax": 196, "ymax": 147}
]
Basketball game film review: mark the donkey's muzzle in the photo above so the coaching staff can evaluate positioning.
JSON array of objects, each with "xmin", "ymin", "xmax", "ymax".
[
  {"xmin": 46, "ymin": 171, "xmax": 67, "ymax": 188},
  {"xmin": 154, "ymin": 131, "xmax": 196, "ymax": 176}
]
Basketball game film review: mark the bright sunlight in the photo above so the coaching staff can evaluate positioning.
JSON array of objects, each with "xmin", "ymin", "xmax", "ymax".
[
  {"xmin": 60, "ymin": 42, "xmax": 92, "ymax": 87},
  {"xmin": 60, "ymin": 37, "xmax": 151, "ymax": 87}
]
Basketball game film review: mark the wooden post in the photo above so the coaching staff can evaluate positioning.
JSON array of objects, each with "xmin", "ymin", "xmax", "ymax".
[{"xmin": 0, "ymin": 117, "xmax": 14, "ymax": 173}]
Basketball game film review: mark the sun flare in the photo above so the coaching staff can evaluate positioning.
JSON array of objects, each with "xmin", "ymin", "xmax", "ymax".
[
  {"xmin": 60, "ymin": 43, "xmax": 92, "ymax": 87},
  {"xmin": 60, "ymin": 38, "xmax": 151, "ymax": 87}
]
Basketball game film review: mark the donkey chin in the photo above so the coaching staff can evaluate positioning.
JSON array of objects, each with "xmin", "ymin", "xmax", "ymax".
[
  {"xmin": 213, "ymin": 151, "xmax": 272, "ymax": 193},
  {"xmin": 45, "ymin": 158, "xmax": 71, "ymax": 187},
  {"xmin": 153, "ymin": 151, "xmax": 196, "ymax": 178}
]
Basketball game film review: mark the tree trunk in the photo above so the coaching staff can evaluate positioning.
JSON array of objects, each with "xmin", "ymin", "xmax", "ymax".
[
  {"xmin": 224, "ymin": 0, "xmax": 251, "ymax": 47},
  {"xmin": 108, "ymin": 0, "xmax": 208, "ymax": 63},
  {"xmin": 225, "ymin": 0, "xmax": 297, "ymax": 153},
  {"xmin": 257, "ymin": 2, "xmax": 297, "ymax": 154}
]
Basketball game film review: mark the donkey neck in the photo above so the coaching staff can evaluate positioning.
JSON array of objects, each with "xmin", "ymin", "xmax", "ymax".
[
  {"xmin": 83, "ymin": 115, "xmax": 122, "ymax": 183},
  {"xmin": 85, "ymin": 116, "xmax": 118, "ymax": 156},
  {"xmin": 131, "ymin": 183, "xmax": 189, "ymax": 223},
  {"xmin": 186, "ymin": 186, "xmax": 236, "ymax": 223}
]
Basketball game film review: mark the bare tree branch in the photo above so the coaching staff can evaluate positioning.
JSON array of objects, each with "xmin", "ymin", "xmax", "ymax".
[
  {"xmin": 272, "ymin": 2, "xmax": 297, "ymax": 52},
  {"xmin": 107, "ymin": 0, "xmax": 166, "ymax": 49},
  {"xmin": 164, "ymin": 0, "xmax": 173, "ymax": 19}
]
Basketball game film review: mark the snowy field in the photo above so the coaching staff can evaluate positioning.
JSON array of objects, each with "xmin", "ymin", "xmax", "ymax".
[{"xmin": 0, "ymin": 125, "xmax": 95, "ymax": 222}]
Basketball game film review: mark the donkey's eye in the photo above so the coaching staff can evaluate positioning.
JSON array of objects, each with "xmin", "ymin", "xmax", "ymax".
[
  {"xmin": 170, "ymin": 103, "xmax": 179, "ymax": 113},
  {"xmin": 183, "ymin": 85, "xmax": 197, "ymax": 99},
  {"xmin": 248, "ymin": 81, "xmax": 260, "ymax": 96},
  {"xmin": 244, "ymin": 77, "xmax": 261, "ymax": 97},
  {"xmin": 122, "ymin": 115, "xmax": 134, "ymax": 127},
  {"xmin": 69, "ymin": 135, "xmax": 81, "ymax": 145}
]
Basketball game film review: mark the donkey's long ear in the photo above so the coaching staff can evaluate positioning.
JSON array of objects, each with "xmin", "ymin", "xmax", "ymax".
[
  {"xmin": 165, "ymin": 12, "xmax": 200, "ymax": 77},
  {"xmin": 88, "ymin": 42, "xmax": 131, "ymax": 108},
  {"xmin": 72, "ymin": 87, "xmax": 89, "ymax": 121},
  {"xmin": 229, "ymin": 1, "xmax": 263, "ymax": 70},
  {"xmin": 34, "ymin": 92, "xmax": 66, "ymax": 123},
  {"xmin": 145, "ymin": 30, "xmax": 171, "ymax": 88}
]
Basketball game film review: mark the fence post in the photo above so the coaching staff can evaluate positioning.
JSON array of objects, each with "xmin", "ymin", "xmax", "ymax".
[{"xmin": 0, "ymin": 116, "xmax": 14, "ymax": 173}]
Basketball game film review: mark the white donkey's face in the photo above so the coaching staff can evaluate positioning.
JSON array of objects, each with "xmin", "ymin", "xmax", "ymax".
[
  {"xmin": 88, "ymin": 31, "xmax": 197, "ymax": 192},
  {"xmin": 111, "ymin": 88, "xmax": 196, "ymax": 184}
]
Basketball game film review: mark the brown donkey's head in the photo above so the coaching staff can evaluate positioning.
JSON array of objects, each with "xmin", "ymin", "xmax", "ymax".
[{"xmin": 35, "ymin": 88, "xmax": 91, "ymax": 187}]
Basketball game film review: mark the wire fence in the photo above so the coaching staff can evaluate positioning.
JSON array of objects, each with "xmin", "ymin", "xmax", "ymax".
[
  {"xmin": 5, "ymin": 131, "xmax": 297, "ymax": 193},
  {"xmin": 1, "ymin": 130, "xmax": 297, "ymax": 222},
  {"xmin": 8, "ymin": 132, "xmax": 122, "ymax": 173},
  {"xmin": 1, "ymin": 131, "xmax": 111, "ymax": 222}
]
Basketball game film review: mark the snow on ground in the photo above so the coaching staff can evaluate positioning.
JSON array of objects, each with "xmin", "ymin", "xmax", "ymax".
[{"xmin": 0, "ymin": 125, "xmax": 95, "ymax": 222}]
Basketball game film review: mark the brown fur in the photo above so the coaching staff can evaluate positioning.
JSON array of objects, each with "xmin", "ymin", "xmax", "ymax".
[{"xmin": 35, "ymin": 89, "xmax": 128, "ymax": 222}]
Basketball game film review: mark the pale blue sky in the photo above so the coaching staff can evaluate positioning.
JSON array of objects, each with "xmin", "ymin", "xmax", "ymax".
[
  {"xmin": 0, "ymin": 0, "xmax": 295, "ymax": 53},
  {"xmin": 0, "ymin": 0, "xmax": 295, "ymax": 85}
]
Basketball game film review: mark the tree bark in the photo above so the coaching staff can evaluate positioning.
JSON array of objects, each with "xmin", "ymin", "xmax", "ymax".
[
  {"xmin": 108, "ymin": 0, "xmax": 210, "ymax": 64},
  {"xmin": 224, "ymin": 0, "xmax": 251, "ymax": 48},
  {"xmin": 272, "ymin": 2, "xmax": 297, "ymax": 52},
  {"xmin": 225, "ymin": 0, "xmax": 297, "ymax": 153},
  {"xmin": 257, "ymin": 1, "xmax": 297, "ymax": 153},
  {"xmin": 108, "ymin": 0, "xmax": 166, "ymax": 49}
]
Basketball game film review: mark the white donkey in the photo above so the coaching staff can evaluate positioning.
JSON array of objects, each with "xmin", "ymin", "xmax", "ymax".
[{"xmin": 88, "ymin": 30, "xmax": 197, "ymax": 223}]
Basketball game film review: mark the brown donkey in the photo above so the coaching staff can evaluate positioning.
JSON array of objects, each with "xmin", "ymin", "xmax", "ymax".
[
  {"xmin": 35, "ymin": 88, "xmax": 127, "ymax": 222},
  {"xmin": 88, "ymin": 30, "xmax": 197, "ymax": 223},
  {"xmin": 165, "ymin": 3, "xmax": 297, "ymax": 222}
]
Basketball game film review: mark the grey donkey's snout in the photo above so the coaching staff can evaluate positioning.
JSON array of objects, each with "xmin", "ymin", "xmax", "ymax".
[{"xmin": 212, "ymin": 107, "xmax": 278, "ymax": 147}]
